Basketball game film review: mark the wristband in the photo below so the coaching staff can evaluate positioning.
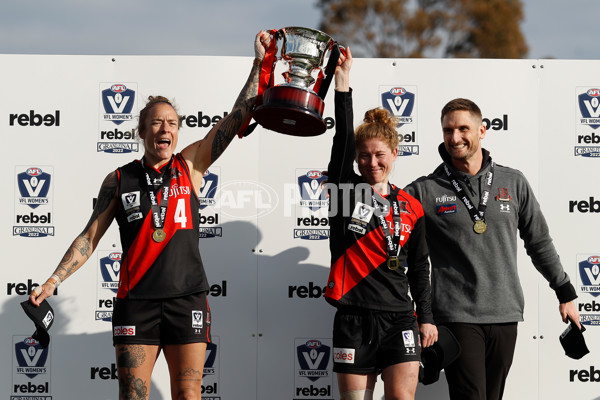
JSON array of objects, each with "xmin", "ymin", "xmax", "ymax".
[
  {"xmin": 49, "ymin": 274, "xmax": 62, "ymax": 287},
  {"xmin": 32, "ymin": 285, "xmax": 43, "ymax": 296}
]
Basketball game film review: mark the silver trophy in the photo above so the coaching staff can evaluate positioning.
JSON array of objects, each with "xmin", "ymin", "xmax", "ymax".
[{"xmin": 253, "ymin": 27, "xmax": 340, "ymax": 137}]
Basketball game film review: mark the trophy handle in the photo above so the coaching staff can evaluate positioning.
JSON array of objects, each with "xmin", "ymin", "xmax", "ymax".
[{"xmin": 316, "ymin": 42, "xmax": 341, "ymax": 100}]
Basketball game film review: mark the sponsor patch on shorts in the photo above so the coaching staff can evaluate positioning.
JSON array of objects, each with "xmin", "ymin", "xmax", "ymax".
[
  {"xmin": 192, "ymin": 310, "xmax": 203, "ymax": 329},
  {"xmin": 114, "ymin": 325, "xmax": 136, "ymax": 336},
  {"xmin": 402, "ymin": 330, "xmax": 415, "ymax": 347},
  {"xmin": 333, "ymin": 347, "xmax": 355, "ymax": 364}
]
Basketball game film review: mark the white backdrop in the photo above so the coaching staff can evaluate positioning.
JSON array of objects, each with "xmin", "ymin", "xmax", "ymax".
[{"xmin": 2, "ymin": 55, "xmax": 600, "ymax": 400}]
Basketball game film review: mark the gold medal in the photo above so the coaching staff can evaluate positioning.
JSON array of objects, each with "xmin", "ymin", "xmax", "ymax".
[
  {"xmin": 387, "ymin": 257, "xmax": 400, "ymax": 270},
  {"xmin": 152, "ymin": 228, "xmax": 166, "ymax": 242},
  {"xmin": 473, "ymin": 220, "xmax": 487, "ymax": 234}
]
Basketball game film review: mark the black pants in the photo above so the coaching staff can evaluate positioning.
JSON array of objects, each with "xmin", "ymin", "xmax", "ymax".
[{"xmin": 443, "ymin": 323, "xmax": 518, "ymax": 400}]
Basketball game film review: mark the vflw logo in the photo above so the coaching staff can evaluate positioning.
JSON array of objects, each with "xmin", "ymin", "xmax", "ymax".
[
  {"xmin": 100, "ymin": 252, "xmax": 121, "ymax": 293},
  {"xmin": 381, "ymin": 87, "xmax": 415, "ymax": 127},
  {"xmin": 199, "ymin": 170, "xmax": 218, "ymax": 209},
  {"xmin": 579, "ymin": 255, "xmax": 600, "ymax": 297},
  {"xmin": 17, "ymin": 168, "xmax": 51, "ymax": 209},
  {"xmin": 102, "ymin": 84, "xmax": 135, "ymax": 125},
  {"xmin": 15, "ymin": 337, "xmax": 49, "ymax": 379},
  {"xmin": 298, "ymin": 170, "xmax": 328, "ymax": 212},
  {"xmin": 297, "ymin": 340, "xmax": 330, "ymax": 382},
  {"xmin": 578, "ymin": 88, "xmax": 600, "ymax": 129}
]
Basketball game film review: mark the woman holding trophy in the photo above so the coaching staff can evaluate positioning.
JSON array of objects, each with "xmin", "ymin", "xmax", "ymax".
[
  {"xmin": 28, "ymin": 31, "xmax": 271, "ymax": 400},
  {"xmin": 324, "ymin": 47, "xmax": 438, "ymax": 400}
]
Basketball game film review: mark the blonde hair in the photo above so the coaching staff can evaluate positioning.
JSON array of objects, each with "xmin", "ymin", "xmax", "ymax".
[
  {"xmin": 137, "ymin": 95, "xmax": 182, "ymax": 136},
  {"xmin": 355, "ymin": 107, "xmax": 401, "ymax": 151}
]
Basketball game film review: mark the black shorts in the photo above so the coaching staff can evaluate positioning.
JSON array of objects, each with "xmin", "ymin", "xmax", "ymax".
[
  {"xmin": 332, "ymin": 308, "xmax": 420, "ymax": 374},
  {"xmin": 112, "ymin": 292, "xmax": 211, "ymax": 346}
]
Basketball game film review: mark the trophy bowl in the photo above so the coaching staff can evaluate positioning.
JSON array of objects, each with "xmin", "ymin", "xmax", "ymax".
[{"xmin": 253, "ymin": 27, "xmax": 338, "ymax": 137}]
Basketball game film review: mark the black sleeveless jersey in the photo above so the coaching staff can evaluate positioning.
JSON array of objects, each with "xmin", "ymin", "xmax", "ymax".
[{"xmin": 115, "ymin": 153, "xmax": 208, "ymax": 299}]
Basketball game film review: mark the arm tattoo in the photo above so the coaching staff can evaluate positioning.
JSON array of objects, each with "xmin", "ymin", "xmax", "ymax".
[
  {"xmin": 53, "ymin": 171, "xmax": 116, "ymax": 281},
  {"xmin": 83, "ymin": 171, "xmax": 117, "ymax": 233},
  {"xmin": 210, "ymin": 61, "xmax": 261, "ymax": 162},
  {"xmin": 211, "ymin": 109, "xmax": 243, "ymax": 162}
]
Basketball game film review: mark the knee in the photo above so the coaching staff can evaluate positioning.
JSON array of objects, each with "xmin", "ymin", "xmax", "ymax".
[
  {"xmin": 340, "ymin": 389, "xmax": 374, "ymax": 400},
  {"xmin": 173, "ymin": 388, "xmax": 201, "ymax": 400}
]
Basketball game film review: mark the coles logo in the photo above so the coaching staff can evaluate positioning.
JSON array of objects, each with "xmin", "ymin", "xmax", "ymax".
[
  {"xmin": 332, "ymin": 347, "xmax": 355, "ymax": 364},
  {"xmin": 114, "ymin": 326, "xmax": 135, "ymax": 336}
]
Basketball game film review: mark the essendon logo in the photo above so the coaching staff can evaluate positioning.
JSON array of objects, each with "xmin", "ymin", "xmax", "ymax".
[
  {"xmin": 298, "ymin": 170, "xmax": 328, "ymax": 212},
  {"xmin": 15, "ymin": 337, "xmax": 49, "ymax": 379},
  {"xmin": 381, "ymin": 87, "xmax": 415, "ymax": 127},
  {"xmin": 113, "ymin": 326, "xmax": 135, "ymax": 336},
  {"xmin": 296, "ymin": 340, "xmax": 330, "ymax": 382},
  {"xmin": 578, "ymin": 88, "xmax": 600, "ymax": 129},
  {"xmin": 199, "ymin": 170, "xmax": 218, "ymax": 210},
  {"xmin": 102, "ymin": 84, "xmax": 135, "ymax": 125},
  {"xmin": 17, "ymin": 168, "xmax": 51, "ymax": 209},
  {"xmin": 496, "ymin": 188, "xmax": 512, "ymax": 201}
]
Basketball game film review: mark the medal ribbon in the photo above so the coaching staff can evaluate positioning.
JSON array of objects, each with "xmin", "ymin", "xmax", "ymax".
[
  {"xmin": 443, "ymin": 161, "xmax": 495, "ymax": 224},
  {"xmin": 371, "ymin": 185, "xmax": 403, "ymax": 260},
  {"xmin": 142, "ymin": 157, "xmax": 174, "ymax": 231}
]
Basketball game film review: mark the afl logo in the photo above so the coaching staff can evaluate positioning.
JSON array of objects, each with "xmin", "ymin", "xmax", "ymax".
[
  {"xmin": 111, "ymin": 84, "xmax": 127, "ymax": 93},
  {"xmin": 306, "ymin": 170, "xmax": 322, "ymax": 179},
  {"xmin": 109, "ymin": 252, "xmax": 122, "ymax": 261},
  {"xmin": 306, "ymin": 340, "xmax": 322, "ymax": 348},
  {"xmin": 26, "ymin": 167, "xmax": 43, "ymax": 176},
  {"xmin": 389, "ymin": 87, "xmax": 406, "ymax": 96},
  {"xmin": 587, "ymin": 89, "xmax": 600, "ymax": 97},
  {"xmin": 587, "ymin": 256, "xmax": 600, "ymax": 264}
]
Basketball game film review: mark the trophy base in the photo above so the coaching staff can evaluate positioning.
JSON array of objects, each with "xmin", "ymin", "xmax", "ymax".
[{"xmin": 253, "ymin": 86, "xmax": 326, "ymax": 136}]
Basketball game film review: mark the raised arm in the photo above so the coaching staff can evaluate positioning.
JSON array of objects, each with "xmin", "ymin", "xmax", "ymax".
[
  {"xmin": 327, "ymin": 46, "xmax": 356, "ymax": 185},
  {"xmin": 30, "ymin": 171, "xmax": 119, "ymax": 306},
  {"xmin": 181, "ymin": 31, "xmax": 272, "ymax": 190}
]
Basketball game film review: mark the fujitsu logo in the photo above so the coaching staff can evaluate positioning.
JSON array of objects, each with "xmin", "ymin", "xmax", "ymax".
[{"xmin": 435, "ymin": 194, "xmax": 457, "ymax": 203}]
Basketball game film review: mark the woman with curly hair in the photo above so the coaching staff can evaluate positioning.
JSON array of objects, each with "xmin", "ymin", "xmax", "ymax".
[{"xmin": 324, "ymin": 47, "xmax": 438, "ymax": 400}]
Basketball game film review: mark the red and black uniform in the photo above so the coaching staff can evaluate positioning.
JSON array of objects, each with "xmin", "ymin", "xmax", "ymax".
[
  {"xmin": 324, "ymin": 90, "xmax": 433, "ymax": 321},
  {"xmin": 112, "ymin": 153, "xmax": 211, "ymax": 346},
  {"xmin": 115, "ymin": 153, "xmax": 209, "ymax": 299}
]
